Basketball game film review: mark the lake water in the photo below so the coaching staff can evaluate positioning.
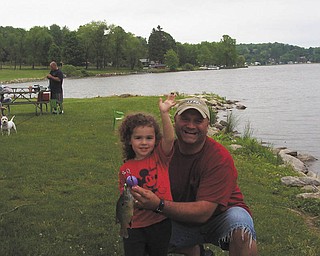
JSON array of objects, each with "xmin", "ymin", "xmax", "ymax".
[{"xmin": 8, "ymin": 64, "xmax": 320, "ymax": 175}]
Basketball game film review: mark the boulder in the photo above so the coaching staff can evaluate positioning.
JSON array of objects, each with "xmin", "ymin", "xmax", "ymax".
[
  {"xmin": 296, "ymin": 192, "xmax": 320, "ymax": 199},
  {"xmin": 297, "ymin": 153, "xmax": 318, "ymax": 162},
  {"xmin": 279, "ymin": 149, "xmax": 308, "ymax": 173},
  {"xmin": 281, "ymin": 176, "xmax": 320, "ymax": 187},
  {"xmin": 306, "ymin": 170, "xmax": 318, "ymax": 178},
  {"xmin": 236, "ymin": 104, "xmax": 247, "ymax": 110},
  {"xmin": 301, "ymin": 185, "xmax": 320, "ymax": 192}
]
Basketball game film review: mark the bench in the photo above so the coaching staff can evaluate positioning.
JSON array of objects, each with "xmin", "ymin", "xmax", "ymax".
[
  {"xmin": 2, "ymin": 92, "xmax": 50, "ymax": 116},
  {"xmin": 3, "ymin": 101, "xmax": 50, "ymax": 115}
]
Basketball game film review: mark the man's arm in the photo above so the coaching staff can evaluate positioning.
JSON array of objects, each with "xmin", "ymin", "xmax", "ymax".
[
  {"xmin": 47, "ymin": 74, "xmax": 61, "ymax": 82},
  {"xmin": 158, "ymin": 93, "xmax": 176, "ymax": 155},
  {"xmin": 131, "ymin": 185, "xmax": 217, "ymax": 224}
]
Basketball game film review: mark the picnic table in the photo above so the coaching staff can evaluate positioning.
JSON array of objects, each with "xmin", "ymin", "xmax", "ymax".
[{"xmin": 0, "ymin": 85, "xmax": 50, "ymax": 115}]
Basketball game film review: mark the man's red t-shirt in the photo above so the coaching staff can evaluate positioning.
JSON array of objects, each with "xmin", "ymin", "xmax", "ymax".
[{"xmin": 169, "ymin": 137, "xmax": 251, "ymax": 218}]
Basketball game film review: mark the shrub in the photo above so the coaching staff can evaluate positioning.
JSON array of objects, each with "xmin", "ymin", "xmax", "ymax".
[
  {"xmin": 182, "ymin": 63, "xmax": 195, "ymax": 71},
  {"xmin": 61, "ymin": 65, "xmax": 81, "ymax": 77}
]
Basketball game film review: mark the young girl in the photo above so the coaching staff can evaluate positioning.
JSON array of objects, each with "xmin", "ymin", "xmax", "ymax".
[{"xmin": 118, "ymin": 93, "xmax": 176, "ymax": 256}]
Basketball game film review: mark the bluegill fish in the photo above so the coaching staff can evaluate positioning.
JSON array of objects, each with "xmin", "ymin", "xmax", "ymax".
[{"xmin": 116, "ymin": 183, "xmax": 134, "ymax": 238}]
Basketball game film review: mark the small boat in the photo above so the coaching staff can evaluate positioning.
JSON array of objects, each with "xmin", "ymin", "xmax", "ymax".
[
  {"xmin": 199, "ymin": 65, "xmax": 219, "ymax": 70},
  {"xmin": 207, "ymin": 65, "xmax": 219, "ymax": 70}
]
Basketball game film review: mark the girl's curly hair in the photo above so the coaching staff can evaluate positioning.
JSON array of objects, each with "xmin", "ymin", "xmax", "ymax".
[{"xmin": 118, "ymin": 113, "xmax": 162, "ymax": 160}]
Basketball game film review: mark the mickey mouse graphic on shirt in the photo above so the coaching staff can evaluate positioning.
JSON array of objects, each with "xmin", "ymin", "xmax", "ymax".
[{"xmin": 138, "ymin": 167, "xmax": 158, "ymax": 193}]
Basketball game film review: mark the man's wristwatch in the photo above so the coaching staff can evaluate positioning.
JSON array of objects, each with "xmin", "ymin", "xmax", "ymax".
[{"xmin": 154, "ymin": 199, "xmax": 165, "ymax": 213}]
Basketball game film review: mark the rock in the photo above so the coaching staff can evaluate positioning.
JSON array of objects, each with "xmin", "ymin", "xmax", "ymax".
[
  {"xmin": 236, "ymin": 104, "xmax": 247, "ymax": 110},
  {"xmin": 280, "ymin": 148, "xmax": 297, "ymax": 157},
  {"xmin": 301, "ymin": 185, "xmax": 320, "ymax": 192},
  {"xmin": 225, "ymin": 104, "xmax": 234, "ymax": 109},
  {"xmin": 219, "ymin": 120, "xmax": 228, "ymax": 127},
  {"xmin": 207, "ymin": 127, "xmax": 220, "ymax": 137},
  {"xmin": 297, "ymin": 153, "xmax": 318, "ymax": 162},
  {"xmin": 281, "ymin": 176, "xmax": 320, "ymax": 187},
  {"xmin": 306, "ymin": 170, "xmax": 318, "ymax": 178},
  {"xmin": 226, "ymin": 99, "xmax": 237, "ymax": 104},
  {"xmin": 207, "ymin": 99, "xmax": 219, "ymax": 106},
  {"xmin": 214, "ymin": 122, "xmax": 224, "ymax": 130},
  {"xmin": 119, "ymin": 94, "xmax": 133, "ymax": 98},
  {"xmin": 299, "ymin": 176, "xmax": 320, "ymax": 186},
  {"xmin": 279, "ymin": 149, "xmax": 308, "ymax": 173},
  {"xmin": 296, "ymin": 192, "xmax": 320, "ymax": 199},
  {"xmin": 230, "ymin": 144, "xmax": 243, "ymax": 151},
  {"xmin": 281, "ymin": 176, "xmax": 306, "ymax": 186},
  {"xmin": 287, "ymin": 151, "xmax": 298, "ymax": 157}
]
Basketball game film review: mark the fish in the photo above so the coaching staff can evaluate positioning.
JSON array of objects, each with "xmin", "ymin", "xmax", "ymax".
[{"xmin": 116, "ymin": 183, "xmax": 134, "ymax": 238}]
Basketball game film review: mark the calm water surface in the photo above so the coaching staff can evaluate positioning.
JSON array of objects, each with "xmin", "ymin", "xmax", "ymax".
[{"xmin": 10, "ymin": 64, "xmax": 320, "ymax": 174}]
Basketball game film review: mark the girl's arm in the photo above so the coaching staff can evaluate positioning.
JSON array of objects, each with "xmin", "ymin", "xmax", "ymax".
[{"xmin": 158, "ymin": 93, "xmax": 176, "ymax": 155}]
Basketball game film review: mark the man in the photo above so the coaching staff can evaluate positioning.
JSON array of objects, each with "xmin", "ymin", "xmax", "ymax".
[
  {"xmin": 47, "ymin": 61, "xmax": 64, "ymax": 114},
  {"xmin": 131, "ymin": 98, "xmax": 258, "ymax": 256}
]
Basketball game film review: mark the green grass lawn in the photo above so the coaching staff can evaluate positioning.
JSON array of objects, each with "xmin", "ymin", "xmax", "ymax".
[
  {"xmin": 0, "ymin": 69, "xmax": 49, "ymax": 83},
  {"xmin": 0, "ymin": 95, "xmax": 319, "ymax": 255},
  {"xmin": 0, "ymin": 66, "xmax": 134, "ymax": 84}
]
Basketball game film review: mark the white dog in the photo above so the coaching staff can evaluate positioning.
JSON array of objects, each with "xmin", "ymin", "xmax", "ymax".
[{"xmin": 1, "ymin": 115, "xmax": 17, "ymax": 136}]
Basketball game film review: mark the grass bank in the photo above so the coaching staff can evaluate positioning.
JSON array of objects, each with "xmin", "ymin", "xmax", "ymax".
[
  {"xmin": 0, "ymin": 66, "xmax": 159, "ymax": 84},
  {"xmin": 0, "ymin": 68, "xmax": 49, "ymax": 84},
  {"xmin": 0, "ymin": 95, "xmax": 319, "ymax": 255}
]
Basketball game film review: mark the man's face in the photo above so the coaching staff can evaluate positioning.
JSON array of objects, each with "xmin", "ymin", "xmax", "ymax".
[
  {"xmin": 174, "ymin": 109, "xmax": 209, "ymax": 145},
  {"xmin": 50, "ymin": 63, "xmax": 57, "ymax": 71}
]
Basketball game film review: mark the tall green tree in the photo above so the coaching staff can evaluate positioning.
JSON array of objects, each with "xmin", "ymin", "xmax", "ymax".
[
  {"xmin": 148, "ymin": 25, "xmax": 176, "ymax": 63},
  {"xmin": 197, "ymin": 43, "xmax": 212, "ymax": 66},
  {"xmin": 49, "ymin": 24, "xmax": 65, "ymax": 47},
  {"xmin": 62, "ymin": 31, "xmax": 85, "ymax": 66},
  {"xmin": 164, "ymin": 49, "xmax": 179, "ymax": 71},
  {"xmin": 25, "ymin": 26, "xmax": 53, "ymax": 68},
  {"xmin": 91, "ymin": 21, "xmax": 109, "ymax": 69},
  {"xmin": 109, "ymin": 26, "xmax": 128, "ymax": 68},
  {"xmin": 126, "ymin": 34, "xmax": 148, "ymax": 70},
  {"xmin": 176, "ymin": 42, "xmax": 198, "ymax": 66},
  {"xmin": 0, "ymin": 27, "xmax": 27, "ymax": 69},
  {"xmin": 77, "ymin": 21, "xmax": 109, "ymax": 69},
  {"xmin": 77, "ymin": 24, "xmax": 94, "ymax": 69},
  {"xmin": 219, "ymin": 35, "xmax": 237, "ymax": 67},
  {"xmin": 48, "ymin": 24, "xmax": 69, "ymax": 64},
  {"xmin": 48, "ymin": 43, "xmax": 61, "ymax": 64}
]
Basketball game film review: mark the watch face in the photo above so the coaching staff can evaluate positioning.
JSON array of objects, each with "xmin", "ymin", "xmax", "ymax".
[{"xmin": 154, "ymin": 199, "xmax": 165, "ymax": 213}]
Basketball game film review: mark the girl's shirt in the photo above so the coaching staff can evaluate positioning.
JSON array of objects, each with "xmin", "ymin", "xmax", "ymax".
[{"xmin": 119, "ymin": 142, "xmax": 173, "ymax": 228}]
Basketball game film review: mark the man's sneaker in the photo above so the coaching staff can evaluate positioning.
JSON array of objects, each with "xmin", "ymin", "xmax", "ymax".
[{"xmin": 200, "ymin": 244, "xmax": 214, "ymax": 256}]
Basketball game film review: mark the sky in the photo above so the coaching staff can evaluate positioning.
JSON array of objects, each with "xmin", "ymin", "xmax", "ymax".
[{"xmin": 2, "ymin": 0, "xmax": 320, "ymax": 48}]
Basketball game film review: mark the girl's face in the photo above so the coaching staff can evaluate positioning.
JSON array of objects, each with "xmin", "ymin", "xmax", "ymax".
[{"xmin": 130, "ymin": 125, "xmax": 156, "ymax": 160}]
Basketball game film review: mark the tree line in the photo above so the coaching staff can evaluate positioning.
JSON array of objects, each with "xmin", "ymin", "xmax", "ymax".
[
  {"xmin": 1, "ymin": 21, "xmax": 319, "ymax": 71},
  {"xmin": 237, "ymin": 42, "xmax": 320, "ymax": 65}
]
